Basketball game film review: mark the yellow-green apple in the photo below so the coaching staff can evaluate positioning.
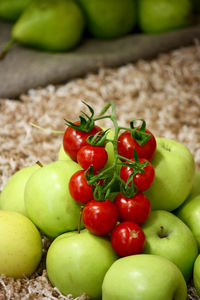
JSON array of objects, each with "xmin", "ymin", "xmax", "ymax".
[
  {"xmin": 102, "ymin": 254, "xmax": 187, "ymax": 300},
  {"xmin": 0, "ymin": 210, "xmax": 42, "ymax": 278},
  {"xmin": 46, "ymin": 229, "xmax": 118, "ymax": 299},
  {"xmin": 175, "ymin": 195, "xmax": 200, "ymax": 250},
  {"xmin": 145, "ymin": 137, "xmax": 195, "ymax": 211},
  {"xmin": 58, "ymin": 144, "xmax": 71, "ymax": 161},
  {"xmin": 142, "ymin": 210, "xmax": 198, "ymax": 281},
  {"xmin": 193, "ymin": 254, "xmax": 200, "ymax": 296},
  {"xmin": 0, "ymin": 164, "xmax": 40, "ymax": 217},
  {"xmin": 24, "ymin": 160, "xmax": 84, "ymax": 238}
]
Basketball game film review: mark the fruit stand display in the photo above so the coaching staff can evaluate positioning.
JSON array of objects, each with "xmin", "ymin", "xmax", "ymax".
[{"xmin": 0, "ymin": 0, "xmax": 200, "ymax": 299}]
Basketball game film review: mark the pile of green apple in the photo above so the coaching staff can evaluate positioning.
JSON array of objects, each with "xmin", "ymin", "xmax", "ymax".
[{"xmin": 0, "ymin": 101, "xmax": 200, "ymax": 300}]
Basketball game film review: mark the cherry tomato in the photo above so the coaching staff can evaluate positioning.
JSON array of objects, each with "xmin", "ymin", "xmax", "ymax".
[
  {"xmin": 114, "ymin": 193, "xmax": 151, "ymax": 225},
  {"xmin": 63, "ymin": 121, "xmax": 103, "ymax": 161},
  {"xmin": 117, "ymin": 129, "xmax": 156, "ymax": 161},
  {"xmin": 69, "ymin": 170, "xmax": 93, "ymax": 204},
  {"xmin": 82, "ymin": 199, "xmax": 119, "ymax": 236},
  {"xmin": 120, "ymin": 158, "xmax": 155, "ymax": 192},
  {"xmin": 77, "ymin": 145, "xmax": 108, "ymax": 171},
  {"xmin": 111, "ymin": 221, "xmax": 145, "ymax": 257}
]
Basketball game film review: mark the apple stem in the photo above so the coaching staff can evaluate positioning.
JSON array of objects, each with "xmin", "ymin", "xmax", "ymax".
[
  {"xmin": 158, "ymin": 225, "xmax": 168, "ymax": 238},
  {"xmin": 36, "ymin": 161, "xmax": 44, "ymax": 168},
  {"xmin": 78, "ymin": 206, "xmax": 84, "ymax": 234},
  {"xmin": 0, "ymin": 38, "xmax": 15, "ymax": 60}
]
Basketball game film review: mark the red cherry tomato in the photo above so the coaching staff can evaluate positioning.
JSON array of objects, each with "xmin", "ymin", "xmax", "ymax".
[
  {"xmin": 82, "ymin": 199, "xmax": 119, "ymax": 236},
  {"xmin": 63, "ymin": 121, "xmax": 103, "ymax": 161},
  {"xmin": 111, "ymin": 221, "xmax": 145, "ymax": 257},
  {"xmin": 69, "ymin": 170, "xmax": 93, "ymax": 204},
  {"xmin": 77, "ymin": 145, "xmax": 108, "ymax": 171},
  {"xmin": 117, "ymin": 129, "xmax": 156, "ymax": 161},
  {"xmin": 114, "ymin": 193, "xmax": 151, "ymax": 225},
  {"xmin": 120, "ymin": 158, "xmax": 155, "ymax": 192}
]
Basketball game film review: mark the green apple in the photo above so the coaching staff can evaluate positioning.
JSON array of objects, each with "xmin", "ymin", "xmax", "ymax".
[
  {"xmin": 0, "ymin": 164, "xmax": 40, "ymax": 217},
  {"xmin": 58, "ymin": 144, "xmax": 71, "ymax": 161},
  {"xmin": 175, "ymin": 195, "xmax": 200, "ymax": 250},
  {"xmin": 193, "ymin": 254, "xmax": 200, "ymax": 296},
  {"xmin": 12, "ymin": 0, "xmax": 85, "ymax": 52},
  {"xmin": 77, "ymin": 0, "xmax": 136, "ymax": 39},
  {"xmin": 145, "ymin": 137, "xmax": 195, "ymax": 211},
  {"xmin": 142, "ymin": 210, "xmax": 198, "ymax": 281},
  {"xmin": 46, "ymin": 229, "xmax": 118, "ymax": 299},
  {"xmin": 102, "ymin": 254, "xmax": 187, "ymax": 300},
  {"xmin": 0, "ymin": 210, "xmax": 42, "ymax": 278},
  {"xmin": 24, "ymin": 160, "xmax": 84, "ymax": 238},
  {"xmin": 187, "ymin": 168, "xmax": 200, "ymax": 201},
  {"xmin": 138, "ymin": 0, "xmax": 192, "ymax": 34}
]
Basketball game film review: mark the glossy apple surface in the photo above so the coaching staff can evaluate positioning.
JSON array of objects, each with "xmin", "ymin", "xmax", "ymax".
[
  {"xmin": 0, "ymin": 164, "xmax": 40, "ymax": 217},
  {"xmin": 193, "ymin": 254, "xmax": 200, "ymax": 296},
  {"xmin": 145, "ymin": 137, "xmax": 195, "ymax": 211},
  {"xmin": 175, "ymin": 195, "xmax": 200, "ymax": 250},
  {"xmin": 0, "ymin": 210, "xmax": 42, "ymax": 278},
  {"xmin": 142, "ymin": 210, "xmax": 198, "ymax": 281},
  {"xmin": 102, "ymin": 254, "xmax": 187, "ymax": 300},
  {"xmin": 24, "ymin": 160, "xmax": 84, "ymax": 238},
  {"xmin": 46, "ymin": 229, "xmax": 118, "ymax": 299}
]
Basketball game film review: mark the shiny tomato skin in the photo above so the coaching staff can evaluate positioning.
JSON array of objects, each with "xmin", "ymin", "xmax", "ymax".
[
  {"xmin": 77, "ymin": 145, "xmax": 108, "ymax": 171},
  {"xmin": 63, "ymin": 121, "xmax": 103, "ymax": 161},
  {"xmin": 117, "ymin": 129, "xmax": 156, "ymax": 161},
  {"xmin": 114, "ymin": 193, "xmax": 151, "ymax": 225},
  {"xmin": 111, "ymin": 221, "xmax": 145, "ymax": 257},
  {"xmin": 120, "ymin": 158, "xmax": 155, "ymax": 192},
  {"xmin": 69, "ymin": 170, "xmax": 93, "ymax": 204},
  {"xmin": 82, "ymin": 199, "xmax": 119, "ymax": 236}
]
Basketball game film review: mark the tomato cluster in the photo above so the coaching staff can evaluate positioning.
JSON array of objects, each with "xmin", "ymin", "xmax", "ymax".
[{"xmin": 64, "ymin": 108, "xmax": 156, "ymax": 258}]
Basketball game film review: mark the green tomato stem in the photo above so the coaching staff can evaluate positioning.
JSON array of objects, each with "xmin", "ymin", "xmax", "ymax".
[{"xmin": 78, "ymin": 206, "xmax": 84, "ymax": 234}]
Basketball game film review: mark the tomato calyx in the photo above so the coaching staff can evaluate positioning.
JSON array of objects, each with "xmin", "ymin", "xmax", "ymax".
[
  {"xmin": 130, "ymin": 119, "xmax": 151, "ymax": 146},
  {"xmin": 118, "ymin": 150, "xmax": 149, "ymax": 198},
  {"xmin": 86, "ymin": 129, "xmax": 109, "ymax": 147},
  {"xmin": 130, "ymin": 229, "xmax": 140, "ymax": 238},
  {"xmin": 84, "ymin": 165, "xmax": 112, "ymax": 201},
  {"xmin": 64, "ymin": 101, "xmax": 95, "ymax": 133}
]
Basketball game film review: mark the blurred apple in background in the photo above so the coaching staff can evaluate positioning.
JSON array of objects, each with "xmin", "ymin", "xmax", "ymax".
[
  {"xmin": 102, "ymin": 254, "xmax": 187, "ymax": 300},
  {"xmin": 0, "ymin": 164, "xmax": 40, "ymax": 217},
  {"xmin": 142, "ymin": 210, "xmax": 198, "ymax": 281},
  {"xmin": 145, "ymin": 137, "xmax": 195, "ymax": 211},
  {"xmin": 0, "ymin": 210, "xmax": 42, "ymax": 278},
  {"xmin": 12, "ymin": 0, "xmax": 85, "ymax": 52},
  {"xmin": 138, "ymin": 0, "xmax": 193, "ymax": 34},
  {"xmin": 46, "ymin": 229, "xmax": 118, "ymax": 299},
  {"xmin": 0, "ymin": 0, "xmax": 31, "ymax": 21},
  {"xmin": 77, "ymin": 0, "xmax": 136, "ymax": 39}
]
